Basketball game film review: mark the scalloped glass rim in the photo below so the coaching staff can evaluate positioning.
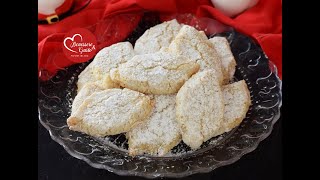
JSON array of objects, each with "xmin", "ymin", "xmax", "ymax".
[
  {"xmin": 38, "ymin": 65, "xmax": 281, "ymax": 178},
  {"xmin": 38, "ymin": 15, "xmax": 282, "ymax": 178}
]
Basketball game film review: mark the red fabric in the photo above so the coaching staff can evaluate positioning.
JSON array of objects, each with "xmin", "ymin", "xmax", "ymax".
[
  {"xmin": 38, "ymin": 0, "xmax": 74, "ymax": 20},
  {"xmin": 196, "ymin": 0, "xmax": 282, "ymax": 77},
  {"xmin": 38, "ymin": 0, "xmax": 282, "ymax": 80}
]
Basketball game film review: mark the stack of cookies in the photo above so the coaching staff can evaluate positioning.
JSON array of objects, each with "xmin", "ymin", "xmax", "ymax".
[{"xmin": 67, "ymin": 19, "xmax": 251, "ymax": 156}]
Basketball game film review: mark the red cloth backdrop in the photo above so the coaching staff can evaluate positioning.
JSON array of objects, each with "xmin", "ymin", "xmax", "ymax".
[{"xmin": 38, "ymin": 0, "xmax": 282, "ymax": 80}]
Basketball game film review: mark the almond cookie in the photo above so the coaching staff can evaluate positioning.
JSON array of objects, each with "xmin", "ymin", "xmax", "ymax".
[
  {"xmin": 77, "ymin": 42, "xmax": 135, "ymax": 91},
  {"xmin": 209, "ymin": 36, "xmax": 236, "ymax": 83},
  {"xmin": 71, "ymin": 83, "xmax": 103, "ymax": 115},
  {"xmin": 134, "ymin": 19, "xmax": 181, "ymax": 54},
  {"xmin": 128, "ymin": 95, "xmax": 181, "ymax": 156},
  {"xmin": 110, "ymin": 51, "xmax": 199, "ymax": 94},
  {"xmin": 215, "ymin": 80, "xmax": 251, "ymax": 136},
  {"xmin": 176, "ymin": 70, "xmax": 224, "ymax": 149},
  {"xmin": 67, "ymin": 88, "xmax": 153, "ymax": 137},
  {"xmin": 168, "ymin": 25, "xmax": 224, "ymax": 84}
]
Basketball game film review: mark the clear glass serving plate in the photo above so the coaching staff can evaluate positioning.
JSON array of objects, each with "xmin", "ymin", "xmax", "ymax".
[{"xmin": 38, "ymin": 13, "xmax": 282, "ymax": 178}]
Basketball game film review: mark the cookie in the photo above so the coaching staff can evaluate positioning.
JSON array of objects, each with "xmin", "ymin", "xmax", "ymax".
[
  {"xmin": 169, "ymin": 25, "xmax": 224, "ymax": 84},
  {"xmin": 128, "ymin": 95, "xmax": 181, "ymax": 156},
  {"xmin": 77, "ymin": 42, "xmax": 135, "ymax": 91},
  {"xmin": 71, "ymin": 83, "xmax": 103, "ymax": 115},
  {"xmin": 176, "ymin": 70, "xmax": 224, "ymax": 149},
  {"xmin": 134, "ymin": 19, "xmax": 181, "ymax": 54},
  {"xmin": 67, "ymin": 88, "xmax": 153, "ymax": 137},
  {"xmin": 110, "ymin": 51, "xmax": 199, "ymax": 94},
  {"xmin": 209, "ymin": 37, "xmax": 236, "ymax": 83},
  {"xmin": 215, "ymin": 80, "xmax": 251, "ymax": 135}
]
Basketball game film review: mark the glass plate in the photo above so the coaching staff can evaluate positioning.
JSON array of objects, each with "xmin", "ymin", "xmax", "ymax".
[{"xmin": 38, "ymin": 14, "xmax": 282, "ymax": 178}]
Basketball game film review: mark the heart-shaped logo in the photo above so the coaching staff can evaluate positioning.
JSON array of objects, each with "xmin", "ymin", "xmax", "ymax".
[
  {"xmin": 63, "ymin": 34, "xmax": 82, "ymax": 53},
  {"xmin": 62, "ymin": 28, "xmax": 97, "ymax": 63}
]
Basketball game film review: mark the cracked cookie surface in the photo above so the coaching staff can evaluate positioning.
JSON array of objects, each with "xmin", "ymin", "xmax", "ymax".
[
  {"xmin": 77, "ymin": 42, "xmax": 135, "ymax": 91},
  {"xmin": 209, "ymin": 37, "xmax": 236, "ymax": 83},
  {"xmin": 134, "ymin": 19, "xmax": 181, "ymax": 54},
  {"xmin": 215, "ymin": 80, "xmax": 251, "ymax": 136},
  {"xmin": 127, "ymin": 95, "xmax": 181, "ymax": 156},
  {"xmin": 70, "ymin": 19, "xmax": 252, "ymax": 156},
  {"xmin": 169, "ymin": 25, "xmax": 224, "ymax": 84},
  {"xmin": 67, "ymin": 88, "xmax": 153, "ymax": 137},
  {"xmin": 110, "ymin": 51, "xmax": 200, "ymax": 94},
  {"xmin": 71, "ymin": 83, "xmax": 104, "ymax": 115},
  {"xmin": 176, "ymin": 70, "xmax": 224, "ymax": 149}
]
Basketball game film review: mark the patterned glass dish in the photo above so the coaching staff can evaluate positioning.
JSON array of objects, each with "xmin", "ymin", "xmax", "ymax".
[{"xmin": 38, "ymin": 14, "xmax": 282, "ymax": 178}]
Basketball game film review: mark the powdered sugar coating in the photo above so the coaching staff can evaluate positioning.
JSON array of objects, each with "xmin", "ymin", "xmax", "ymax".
[
  {"xmin": 176, "ymin": 70, "xmax": 224, "ymax": 149},
  {"xmin": 71, "ymin": 83, "xmax": 103, "ymax": 115},
  {"xmin": 134, "ymin": 19, "xmax": 181, "ymax": 54},
  {"xmin": 215, "ymin": 80, "xmax": 251, "ymax": 135},
  {"xmin": 67, "ymin": 88, "xmax": 153, "ymax": 137},
  {"xmin": 209, "ymin": 37, "xmax": 236, "ymax": 83},
  {"xmin": 110, "ymin": 51, "xmax": 200, "ymax": 94},
  {"xmin": 169, "ymin": 25, "xmax": 224, "ymax": 84},
  {"xmin": 77, "ymin": 42, "xmax": 135, "ymax": 91},
  {"xmin": 128, "ymin": 95, "xmax": 181, "ymax": 156}
]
